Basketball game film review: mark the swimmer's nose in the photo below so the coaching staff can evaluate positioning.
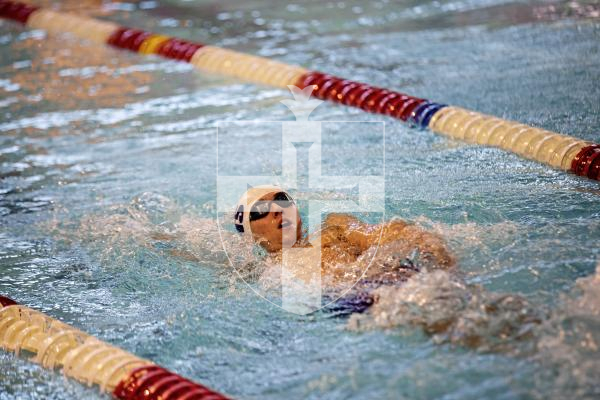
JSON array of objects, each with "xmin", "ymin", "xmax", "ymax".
[
  {"xmin": 270, "ymin": 202, "xmax": 285, "ymax": 215},
  {"xmin": 271, "ymin": 206, "xmax": 283, "ymax": 223},
  {"xmin": 271, "ymin": 202, "xmax": 297, "ymax": 226}
]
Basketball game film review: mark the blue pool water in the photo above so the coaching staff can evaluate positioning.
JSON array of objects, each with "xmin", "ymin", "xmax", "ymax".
[{"xmin": 1, "ymin": 0, "xmax": 600, "ymax": 399}]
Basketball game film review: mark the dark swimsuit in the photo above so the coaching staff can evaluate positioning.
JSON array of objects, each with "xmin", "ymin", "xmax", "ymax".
[{"xmin": 323, "ymin": 253, "xmax": 421, "ymax": 316}]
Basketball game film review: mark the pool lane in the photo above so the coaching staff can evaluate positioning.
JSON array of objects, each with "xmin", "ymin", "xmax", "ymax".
[{"xmin": 0, "ymin": 0, "xmax": 598, "ymax": 181}]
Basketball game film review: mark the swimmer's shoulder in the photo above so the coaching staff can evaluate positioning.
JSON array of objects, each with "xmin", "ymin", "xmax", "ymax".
[{"xmin": 323, "ymin": 213, "xmax": 364, "ymax": 229}]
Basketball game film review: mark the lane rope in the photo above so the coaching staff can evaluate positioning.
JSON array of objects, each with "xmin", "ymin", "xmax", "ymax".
[
  {"xmin": 0, "ymin": 0, "xmax": 597, "ymax": 181},
  {"xmin": 0, "ymin": 295, "xmax": 230, "ymax": 400}
]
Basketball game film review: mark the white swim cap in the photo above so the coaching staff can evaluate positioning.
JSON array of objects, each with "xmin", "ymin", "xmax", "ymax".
[{"xmin": 234, "ymin": 185, "xmax": 285, "ymax": 235}]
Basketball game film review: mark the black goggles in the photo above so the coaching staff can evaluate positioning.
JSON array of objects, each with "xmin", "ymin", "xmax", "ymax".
[{"xmin": 249, "ymin": 192, "xmax": 295, "ymax": 222}]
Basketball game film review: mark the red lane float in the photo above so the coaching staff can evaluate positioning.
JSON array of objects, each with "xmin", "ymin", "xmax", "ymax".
[
  {"xmin": 113, "ymin": 365, "xmax": 229, "ymax": 400},
  {"xmin": 297, "ymin": 71, "xmax": 438, "ymax": 123},
  {"xmin": 572, "ymin": 145, "xmax": 600, "ymax": 180},
  {"xmin": 298, "ymin": 71, "xmax": 425, "ymax": 120},
  {"xmin": 108, "ymin": 27, "xmax": 153, "ymax": 52},
  {"xmin": 0, "ymin": 295, "xmax": 18, "ymax": 307},
  {"xmin": 0, "ymin": 0, "xmax": 37, "ymax": 24},
  {"xmin": 156, "ymin": 37, "xmax": 204, "ymax": 62}
]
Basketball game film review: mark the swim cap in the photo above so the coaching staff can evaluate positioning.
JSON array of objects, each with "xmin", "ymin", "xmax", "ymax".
[{"xmin": 234, "ymin": 185, "xmax": 284, "ymax": 235}]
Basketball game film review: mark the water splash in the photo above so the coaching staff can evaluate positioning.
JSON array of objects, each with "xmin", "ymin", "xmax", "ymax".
[
  {"xmin": 347, "ymin": 269, "xmax": 542, "ymax": 353},
  {"xmin": 533, "ymin": 264, "xmax": 600, "ymax": 399},
  {"xmin": 347, "ymin": 263, "xmax": 600, "ymax": 397}
]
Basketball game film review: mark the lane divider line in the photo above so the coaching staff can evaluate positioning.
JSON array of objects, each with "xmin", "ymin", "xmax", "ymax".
[
  {"xmin": 0, "ymin": 0, "xmax": 597, "ymax": 181},
  {"xmin": 0, "ymin": 296, "xmax": 230, "ymax": 400}
]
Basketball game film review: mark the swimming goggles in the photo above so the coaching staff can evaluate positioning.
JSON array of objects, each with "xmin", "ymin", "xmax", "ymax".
[{"xmin": 250, "ymin": 192, "xmax": 295, "ymax": 222}]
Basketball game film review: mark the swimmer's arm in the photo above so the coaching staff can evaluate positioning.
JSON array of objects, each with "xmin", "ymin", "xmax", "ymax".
[
  {"xmin": 333, "ymin": 214, "xmax": 455, "ymax": 268},
  {"xmin": 322, "ymin": 213, "xmax": 372, "ymax": 251},
  {"xmin": 322, "ymin": 213, "xmax": 396, "ymax": 255},
  {"xmin": 147, "ymin": 216, "xmax": 229, "ymax": 263},
  {"xmin": 146, "ymin": 231, "xmax": 200, "ymax": 261},
  {"xmin": 379, "ymin": 221, "xmax": 455, "ymax": 268}
]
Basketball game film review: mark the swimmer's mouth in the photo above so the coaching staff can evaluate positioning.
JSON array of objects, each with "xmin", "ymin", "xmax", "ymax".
[{"xmin": 279, "ymin": 220, "xmax": 293, "ymax": 229}]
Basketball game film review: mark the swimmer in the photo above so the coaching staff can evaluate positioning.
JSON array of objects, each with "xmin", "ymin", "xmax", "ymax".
[
  {"xmin": 62, "ymin": 189, "xmax": 552, "ymax": 351},
  {"xmin": 234, "ymin": 185, "xmax": 454, "ymax": 268},
  {"xmin": 68, "ymin": 189, "xmax": 547, "ymax": 350},
  {"xmin": 234, "ymin": 185, "xmax": 456, "ymax": 313}
]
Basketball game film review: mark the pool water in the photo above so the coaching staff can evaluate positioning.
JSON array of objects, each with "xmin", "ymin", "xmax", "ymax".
[{"xmin": 1, "ymin": 0, "xmax": 600, "ymax": 399}]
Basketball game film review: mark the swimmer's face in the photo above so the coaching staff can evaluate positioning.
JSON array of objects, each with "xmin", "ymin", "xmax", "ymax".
[{"xmin": 249, "ymin": 192, "xmax": 302, "ymax": 253}]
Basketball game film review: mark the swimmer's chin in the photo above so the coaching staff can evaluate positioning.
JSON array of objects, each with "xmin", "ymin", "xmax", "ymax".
[
  {"xmin": 278, "ymin": 218, "xmax": 295, "ymax": 229},
  {"xmin": 258, "ymin": 237, "xmax": 305, "ymax": 253}
]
